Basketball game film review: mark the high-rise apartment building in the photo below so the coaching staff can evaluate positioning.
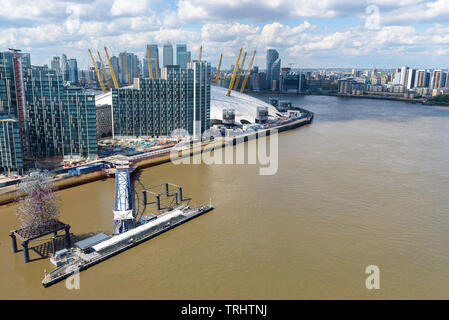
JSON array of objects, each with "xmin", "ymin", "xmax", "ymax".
[
  {"xmin": 430, "ymin": 70, "xmax": 447, "ymax": 89},
  {"xmin": 406, "ymin": 69, "xmax": 416, "ymax": 89},
  {"xmin": 163, "ymin": 43, "xmax": 174, "ymax": 66},
  {"xmin": 23, "ymin": 68, "xmax": 97, "ymax": 159},
  {"xmin": 266, "ymin": 49, "xmax": 280, "ymax": 90},
  {"xmin": 399, "ymin": 66, "xmax": 408, "ymax": 85},
  {"xmin": 414, "ymin": 70, "xmax": 430, "ymax": 88},
  {"xmin": 0, "ymin": 51, "xmax": 98, "ymax": 173},
  {"xmin": 0, "ymin": 51, "xmax": 21, "ymax": 118},
  {"xmin": 61, "ymin": 54, "xmax": 70, "ymax": 82},
  {"xmin": 146, "ymin": 44, "xmax": 160, "ymax": 78},
  {"xmin": 143, "ymin": 58, "xmax": 149, "ymax": 78},
  {"xmin": 0, "ymin": 115, "xmax": 23, "ymax": 173},
  {"xmin": 69, "ymin": 58, "xmax": 78, "ymax": 84},
  {"xmin": 190, "ymin": 61, "xmax": 211, "ymax": 137},
  {"xmin": 270, "ymin": 58, "xmax": 281, "ymax": 90},
  {"xmin": 176, "ymin": 44, "xmax": 190, "ymax": 68},
  {"xmin": 112, "ymin": 61, "xmax": 210, "ymax": 138},
  {"xmin": 51, "ymin": 56, "xmax": 61, "ymax": 73},
  {"xmin": 110, "ymin": 55, "xmax": 119, "ymax": 77},
  {"xmin": 119, "ymin": 52, "xmax": 139, "ymax": 85}
]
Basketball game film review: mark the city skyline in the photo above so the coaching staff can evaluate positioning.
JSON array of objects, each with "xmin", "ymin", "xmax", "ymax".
[{"xmin": 1, "ymin": 1, "xmax": 449, "ymax": 69}]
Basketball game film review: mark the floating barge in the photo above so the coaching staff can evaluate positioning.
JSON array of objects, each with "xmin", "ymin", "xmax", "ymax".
[{"xmin": 42, "ymin": 204, "xmax": 213, "ymax": 287}]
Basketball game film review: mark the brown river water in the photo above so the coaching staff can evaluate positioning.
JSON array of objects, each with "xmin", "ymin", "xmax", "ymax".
[{"xmin": 0, "ymin": 95, "xmax": 448, "ymax": 299}]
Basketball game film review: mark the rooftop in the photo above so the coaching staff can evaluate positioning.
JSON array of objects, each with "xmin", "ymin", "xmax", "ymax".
[{"xmin": 74, "ymin": 232, "xmax": 110, "ymax": 250}]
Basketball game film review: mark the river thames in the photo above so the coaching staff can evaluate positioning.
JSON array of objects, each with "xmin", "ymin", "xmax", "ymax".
[{"xmin": 0, "ymin": 95, "xmax": 448, "ymax": 299}]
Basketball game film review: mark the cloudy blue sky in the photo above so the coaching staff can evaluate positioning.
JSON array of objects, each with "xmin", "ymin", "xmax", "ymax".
[{"xmin": 1, "ymin": 0, "xmax": 449, "ymax": 70}]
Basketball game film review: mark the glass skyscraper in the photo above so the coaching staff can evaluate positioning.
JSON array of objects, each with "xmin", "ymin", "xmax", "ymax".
[
  {"xmin": 146, "ymin": 44, "xmax": 160, "ymax": 78},
  {"xmin": 163, "ymin": 43, "xmax": 174, "ymax": 66},
  {"xmin": 266, "ymin": 49, "xmax": 280, "ymax": 90},
  {"xmin": 176, "ymin": 44, "xmax": 190, "ymax": 69},
  {"xmin": 119, "ymin": 52, "xmax": 139, "ymax": 85},
  {"xmin": 69, "ymin": 58, "xmax": 78, "ymax": 84}
]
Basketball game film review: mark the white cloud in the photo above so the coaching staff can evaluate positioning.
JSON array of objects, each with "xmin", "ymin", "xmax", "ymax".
[
  {"xmin": 1, "ymin": 0, "xmax": 449, "ymax": 68},
  {"xmin": 176, "ymin": 0, "xmax": 449, "ymax": 24},
  {"xmin": 261, "ymin": 21, "xmax": 312, "ymax": 46},
  {"xmin": 110, "ymin": 0, "xmax": 153, "ymax": 17},
  {"xmin": 202, "ymin": 23, "xmax": 260, "ymax": 42}
]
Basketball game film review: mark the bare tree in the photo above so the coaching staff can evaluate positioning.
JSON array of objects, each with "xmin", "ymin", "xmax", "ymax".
[{"xmin": 15, "ymin": 170, "xmax": 60, "ymax": 231}]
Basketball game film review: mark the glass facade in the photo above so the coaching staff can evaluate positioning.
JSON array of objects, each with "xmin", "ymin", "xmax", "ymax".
[
  {"xmin": 1, "ymin": 51, "xmax": 98, "ymax": 172},
  {"xmin": 0, "ymin": 51, "xmax": 24, "ymax": 173},
  {"xmin": 0, "ymin": 52, "xmax": 18, "ymax": 117},
  {"xmin": 23, "ymin": 68, "xmax": 98, "ymax": 159},
  {"xmin": 112, "ymin": 62, "xmax": 210, "ymax": 138},
  {"xmin": 191, "ymin": 61, "xmax": 211, "ymax": 137},
  {"xmin": 176, "ymin": 44, "xmax": 189, "ymax": 69},
  {"xmin": 69, "ymin": 58, "xmax": 78, "ymax": 84},
  {"xmin": 0, "ymin": 116, "xmax": 23, "ymax": 173}
]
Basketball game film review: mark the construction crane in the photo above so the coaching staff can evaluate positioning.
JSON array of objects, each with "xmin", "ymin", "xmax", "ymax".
[
  {"xmin": 215, "ymin": 53, "xmax": 223, "ymax": 85},
  {"xmin": 88, "ymin": 49, "xmax": 106, "ymax": 93},
  {"xmin": 233, "ymin": 51, "xmax": 247, "ymax": 90},
  {"xmin": 104, "ymin": 46, "xmax": 119, "ymax": 89},
  {"xmin": 240, "ymin": 50, "xmax": 256, "ymax": 93},
  {"xmin": 226, "ymin": 48, "xmax": 242, "ymax": 97},
  {"xmin": 146, "ymin": 45, "xmax": 154, "ymax": 79},
  {"xmin": 97, "ymin": 51, "xmax": 111, "ymax": 90},
  {"xmin": 198, "ymin": 45, "xmax": 202, "ymax": 63},
  {"xmin": 121, "ymin": 53, "xmax": 131, "ymax": 85}
]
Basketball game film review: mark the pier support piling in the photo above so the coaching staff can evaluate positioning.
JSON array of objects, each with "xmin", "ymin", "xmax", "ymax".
[
  {"xmin": 22, "ymin": 241, "xmax": 29, "ymax": 263},
  {"xmin": 51, "ymin": 236, "xmax": 56, "ymax": 256},
  {"xmin": 142, "ymin": 191, "xmax": 147, "ymax": 205},
  {"xmin": 178, "ymin": 187, "xmax": 183, "ymax": 202},
  {"xmin": 175, "ymin": 193, "xmax": 178, "ymax": 205},
  {"xmin": 64, "ymin": 225, "xmax": 71, "ymax": 248},
  {"xmin": 165, "ymin": 183, "xmax": 169, "ymax": 196},
  {"xmin": 10, "ymin": 232, "xmax": 17, "ymax": 253},
  {"xmin": 156, "ymin": 195, "xmax": 161, "ymax": 210}
]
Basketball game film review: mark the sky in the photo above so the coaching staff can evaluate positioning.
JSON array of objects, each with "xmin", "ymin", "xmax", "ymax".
[{"xmin": 1, "ymin": 0, "xmax": 449, "ymax": 70}]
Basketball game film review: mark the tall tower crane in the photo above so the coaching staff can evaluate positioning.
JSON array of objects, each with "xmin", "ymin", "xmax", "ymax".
[
  {"xmin": 88, "ymin": 49, "xmax": 106, "ymax": 93},
  {"xmin": 97, "ymin": 51, "xmax": 111, "ymax": 90},
  {"xmin": 233, "ymin": 51, "xmax": 247, "ymax": 90},
  {"xmin": 240, "ymin": 50, "xmax": 256, "ymax": 93},
  {"xmin": 227, "ymin": 48, "xmax": 242, "ymax": 97},
  {"xmin": 104, "ymin": 46, "xmax": 119, "ymax": 89},
  {"xmin": 215, "ymin": 53, "xmax": 223, "ymax": 85}
]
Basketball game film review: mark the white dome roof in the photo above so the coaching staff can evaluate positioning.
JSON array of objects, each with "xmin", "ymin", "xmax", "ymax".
[{"xmin": 210, "ymin": 85, "xmax": 278, "ymax": 123}]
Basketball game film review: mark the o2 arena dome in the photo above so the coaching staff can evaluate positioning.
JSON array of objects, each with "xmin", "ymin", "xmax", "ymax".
[{"xmin": 211, "ymin": 86, "xmax": 278, "ymax": 124}]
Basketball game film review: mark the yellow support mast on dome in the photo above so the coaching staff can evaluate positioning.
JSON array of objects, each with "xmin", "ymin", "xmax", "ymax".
[
  {"xmin": 240, "ymin": 49, "xmax": 256, "ymax": 93},
  {"xmin": 226, "ymin": 48, "xmax": 242, "ymax": 97}
]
